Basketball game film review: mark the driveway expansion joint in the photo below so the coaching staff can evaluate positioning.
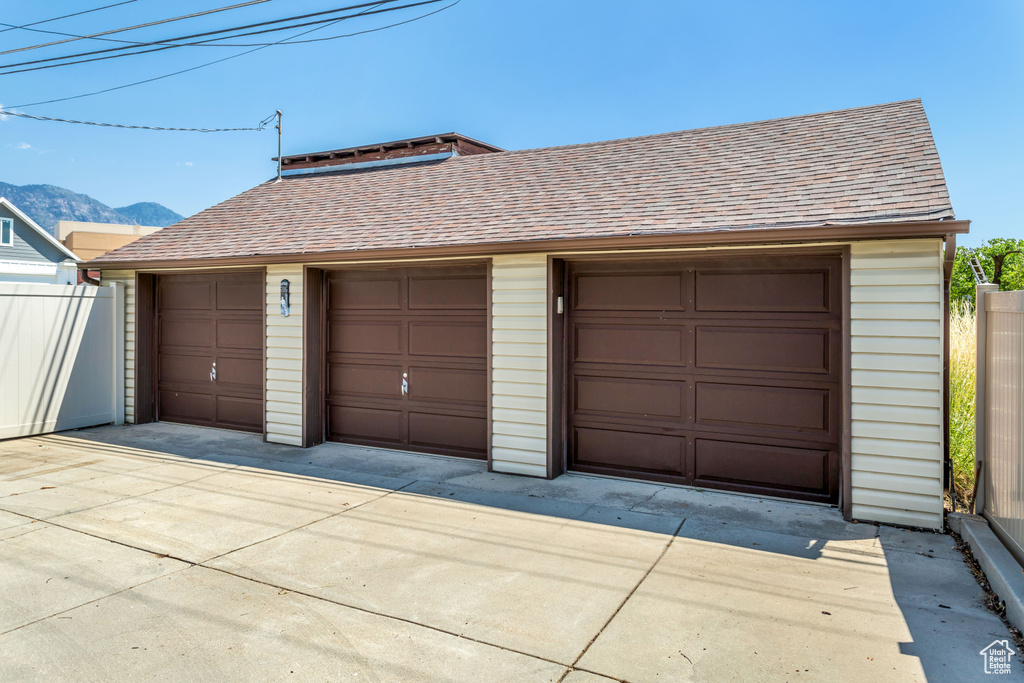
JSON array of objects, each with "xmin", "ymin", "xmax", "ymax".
[
  {"xmin": 199, "ymin": 562, "xmax": 573, "ymax": 669},
  {"xmin": 0, "ymin": 562, "xmax": 194, "ymax": 638},
  {"xmin": 200, "ymin": 478, "xmax": 418, "ymax": 565},
  {"xmin": 557, "ymin": 517, "xmax": 687, "ymax": 682}
]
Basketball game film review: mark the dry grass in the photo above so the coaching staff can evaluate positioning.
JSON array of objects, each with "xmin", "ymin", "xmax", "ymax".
[{"xmin": 949, "ymin": 300, "xmax": 978, "ymax": 509}]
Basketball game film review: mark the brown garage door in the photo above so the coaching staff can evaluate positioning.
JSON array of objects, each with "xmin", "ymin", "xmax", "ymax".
[
  {"xmin": 566, "ymin": 255, "xmax": 842, "ymax": 503},
  {"xmin": 156, "ymin": 272, "xmax": 264, "ymax": 433},
  {"xmin": 325, "ymin": 265, "xmax": 487, "ymax": 459}
]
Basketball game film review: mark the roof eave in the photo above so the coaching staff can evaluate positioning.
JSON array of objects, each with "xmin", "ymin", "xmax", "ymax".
[
  {"xmin": 83, "ymin": 218, "xmax": 970, "ymax": 271},
  {"xmin": 0, "ymin": 196, "xmax": 81, "ymax": 262}
]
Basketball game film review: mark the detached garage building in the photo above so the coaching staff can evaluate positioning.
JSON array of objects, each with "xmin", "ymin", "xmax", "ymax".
[{"xmin": 90, "ymin": 99, "xmax": 966, "ymax": 530}]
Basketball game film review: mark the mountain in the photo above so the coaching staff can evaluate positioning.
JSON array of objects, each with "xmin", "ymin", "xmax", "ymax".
[
  {"xmin": 0, "ymin": 182, "xmax": 183, "ymax": 234},
  {"xmin": 115, "ymin": 202, "xmax": 184, "ymax": 227}
]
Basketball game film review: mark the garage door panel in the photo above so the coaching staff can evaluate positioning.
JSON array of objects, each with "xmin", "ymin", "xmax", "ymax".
[
  {"xmin": 408, "ymin": 321, "xmax": 486, "ymax": 358},
  {"xmin": 329, "ymin": 276, "xmax": 402, "ymax": 310},
  {"xmin": 159, "ymin": 353, "xmax": 213, "ymax": 383},
  {"xmin": 330, "ymin": 321, "xmax": 403, "ymax": 355},
  {"xmin": 329, "ymin": 405, "xmax": 403, "ymax": 444},
  {"xmin": 159, "ymin": 281, "xmax": 213, "ymax": 310},
  {"xmin": 574, "ymin": 324, "xmax": 685, "ymax": 366},
  {"xmin": 160, "ymin": 319, "xmax": 214, "ymax": 348},
  {"xmin": 216, "ymin": 357, "xmax": 264, "ymax": 389},
  {"xmin": 409, "ymin": 275, "xmax": 486, "ymax": 310},
  {"xmin": 216, "ymin": 396, "xmax": 263, "ymax": 432},
  {"xmin": 574, "ymin": 376, "xmax": 685, "ymax": 420},
  {"xmin": 573, "ymin": 427, "xmax": 685, "ymax": 475},
  {"xmin": 159, "ymin": 390, "xmax": 214, "ymax": 423},
  {"xmin": 216, "ymin": 281, "xmax": 263, "ymax": 310},
  {"xmin": 695, "ymin": 382, "xmax": 831, "ymax": 435},
  {"xmin": 408, "ymin": 412, "xmax": 486, "ymax": 456},
  {"xmin": 329, "ymin": 363, "xmax": 402, "ymax": 399},
  {"xmin": 695, "ymin": 269, "xmax": 831, "ymax": 313},
  {"xmin": 409, "ymin": 366, "xmax": 486, "ymax": 405},
  {"xmin": 696, "ymin": 326, "xmax": 831, "ymax": 374},
  {"xmin": 217, "ymin": 321, "xmax": 263, "ymax": 350},
  {"xmin": 693, "ymin": 439, "xmax": 830, "ymax": 496},
  {"xmin": 574, "ymin": 273, "xmax": 686, "ymax": 311}
]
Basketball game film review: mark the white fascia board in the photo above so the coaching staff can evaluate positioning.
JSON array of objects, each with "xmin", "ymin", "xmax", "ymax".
[{"xmin": 0, "ymin": 197, "xmax": 81, "ymax": 261}]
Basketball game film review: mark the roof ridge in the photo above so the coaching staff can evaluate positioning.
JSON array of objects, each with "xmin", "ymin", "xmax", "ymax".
[{"xmin": 484, "ymin": 98, "xmax": 925, "ymax": 159}]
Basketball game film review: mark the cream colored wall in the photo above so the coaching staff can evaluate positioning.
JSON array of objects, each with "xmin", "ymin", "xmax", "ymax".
[
  {"xmin": 849, "ymin": 239, "xmax": 945, "ymax": 529},
  {"xmin": 58, "ymin": 221, "xmax": 162, "ymax": 240},
  {"xmin": 490, "ymin": 254, "xmax": 549, "ymax": 477},
  {"xmin": 265, "ymin": 265, "xmax": 303, "ymax": 446},
  {"xmin": 101, "ymin": 270, "xmax": 136, "ymax": 423}
]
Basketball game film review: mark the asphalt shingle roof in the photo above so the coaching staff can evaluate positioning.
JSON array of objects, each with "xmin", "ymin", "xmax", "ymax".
[{"xmin": 93, "ymin": 99, "xmax": 954, "ymax": 265}]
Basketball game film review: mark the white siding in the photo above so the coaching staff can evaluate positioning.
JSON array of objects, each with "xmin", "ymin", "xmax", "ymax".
[
  {"xmin": 850, "ymin": 239, "xmax": 944, "ymax": 529},
  {"xmin": 266, "ymin": 265, "xmax": 303, "ymax": 445},
  {"xmin": 101, "ymin": 270, "xmax": 136, "ymax": 423},
  {"xmin": 491, "ymin": 254, "xmax": 548, "ymax": 477}
]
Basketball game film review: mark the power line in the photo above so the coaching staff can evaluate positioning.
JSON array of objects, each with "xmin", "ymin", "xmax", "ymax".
[
  {"xmin": 0, "ymin": 2, "xmax": 438, "ymax": 76},
  {"xmin": 0, "ymin": 108, "xmax": 277, "ymax": 132},
  {"xmin": 225, "ymin": 0, "xmax": 458, "ymax": 46},
  {"xmin": 0, "ymin": 0, "xmax": 388, "ymax": 51},
  {"xmin": 0, "ymin": 1, "xmax": 144, "ymax": 36},
  {"xmin": 0, "ymin": 1, "xmax": 410, "ymax": 72},
  {"xmin": 10, "ymin": 1, "xmax": 455, "ymax": 109},
  {"xmin": 0, "ymin": 0, "xmax": 275, "ymax": 56}
]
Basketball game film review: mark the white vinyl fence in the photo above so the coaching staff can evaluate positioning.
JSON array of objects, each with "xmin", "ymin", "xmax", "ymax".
[
  {"xmin": 0, "ymin": 282, "xmax": 124, "ymax": 440},
  {"xmin": 977, "ymin": 286, "xmax": 1024, "ymax": 565}
]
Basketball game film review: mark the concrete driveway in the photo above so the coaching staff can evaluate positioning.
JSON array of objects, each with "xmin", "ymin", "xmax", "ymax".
[{"xmin": 0, "ymin": 424, "xmax": 1015, "ymax": 682}]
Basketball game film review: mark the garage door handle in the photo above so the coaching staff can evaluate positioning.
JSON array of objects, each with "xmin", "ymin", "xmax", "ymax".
[
  {"xmin": 402, "ymin": 373, "xmax": 408, "ymax": 396},
  {"xmin": 210, "ymin": 362, "xmax": 217, "ymax": 382}
]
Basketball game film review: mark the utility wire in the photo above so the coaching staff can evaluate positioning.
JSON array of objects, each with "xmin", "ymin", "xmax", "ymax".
[
  {"xmin": 9, "ymin": 0, "xmax": 455, "ymax": 109},
  {"xmin": 0, "ymin": 1, "xmax": 410, "ymax": 72},
  {"xmin": 0, "ymin": 1, "xmax": 143, "ymax": 35},
  {"xmin": 0, "ymin": 0, "xmax": 275, "ymax": 56},
  {"xmin": 0, "ymin": 0, "xmax": 392, "ymax": 51},
  {"xmin": 227, "ymin": 0, "xmax": 458, "ymax": 46},
  {"xmin": 11, "ymin": 0, "xmax": 399, "ymax": 109},
  {"xmin": 0, "ymin": 108, "xmax": 277, "ymax": 132}
]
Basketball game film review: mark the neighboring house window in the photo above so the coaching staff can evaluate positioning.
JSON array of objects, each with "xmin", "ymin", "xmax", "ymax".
[{"xmin": 0, "ymin": 218, "xmax": 12, "ymax": 246}]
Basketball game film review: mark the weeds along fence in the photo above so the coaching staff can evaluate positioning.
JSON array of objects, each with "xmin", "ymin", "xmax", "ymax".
[
  {"xmin": 949, "ymin": 300, "xmax": 977, "ymax": 507},
  {"xmin": 976, "ymin": 287, "xmax": 1024, "ymax": 566}
]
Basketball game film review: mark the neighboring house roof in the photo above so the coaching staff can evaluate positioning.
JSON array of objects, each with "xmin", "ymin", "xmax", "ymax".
[
  {"xmin": 0, "ymin": 197, "xmax": 80, "ymax": 262},
  {"xmin": 90, "ymin": 99, "xmax": 964, "ymax": 268}
]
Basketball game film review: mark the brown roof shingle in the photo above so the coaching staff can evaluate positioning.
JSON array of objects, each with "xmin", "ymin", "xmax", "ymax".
[{"xmin": 93, "ymin": 99, "xmax": 956, "ymax": 265}]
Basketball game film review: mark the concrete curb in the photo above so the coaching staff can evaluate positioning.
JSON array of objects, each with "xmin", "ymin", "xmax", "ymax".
[{"xmin": 948, "ymin": 512, "xmax": 1024, "ymax": 633}]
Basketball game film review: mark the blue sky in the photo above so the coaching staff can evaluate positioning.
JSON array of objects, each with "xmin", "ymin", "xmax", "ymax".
[{"xmin": 0, "ymin": 0, "xmax": 1021, "ymax": 246}]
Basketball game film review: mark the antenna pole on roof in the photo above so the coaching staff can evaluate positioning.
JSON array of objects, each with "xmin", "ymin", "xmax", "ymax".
[{"xmin": 275, "ymin": 110, "xmax": 283, "ymax": 182}]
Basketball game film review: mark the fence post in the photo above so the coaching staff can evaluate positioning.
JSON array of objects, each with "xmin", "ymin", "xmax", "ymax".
[
  {"xmin": 975, "ymin": 282, "xmax": 999, "ymax": 513},
  {"xmin": 110, "ymin": 281, "xmax": 125, "ymax": 426}
]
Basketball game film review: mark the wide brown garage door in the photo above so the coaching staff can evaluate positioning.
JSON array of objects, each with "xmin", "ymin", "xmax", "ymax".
[
  {"xmin": 325, "ymin": 265, "xmax": 487, "ymax": 459},
  {"xmin": 156, "ymin": 272, "xmax": 264, "ymax": 433},
  {"xmin": 566, "ymin": 255, "xmax": 842, "ymax": 503}
]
